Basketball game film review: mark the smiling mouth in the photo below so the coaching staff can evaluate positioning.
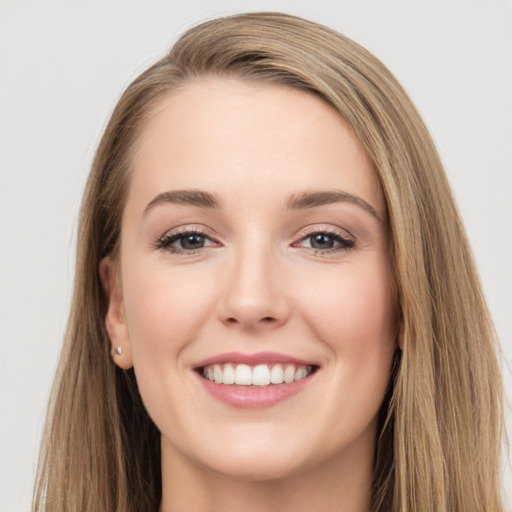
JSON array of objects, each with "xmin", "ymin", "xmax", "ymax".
[{"xmin": 198, "ymin": 363, "xmax": 318, "ymax": 387}]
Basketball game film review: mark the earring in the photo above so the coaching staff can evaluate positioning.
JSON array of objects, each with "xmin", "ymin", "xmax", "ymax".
[{"xmin": 113, "ymin": 346, "xmax": 122, "ymax": 356}]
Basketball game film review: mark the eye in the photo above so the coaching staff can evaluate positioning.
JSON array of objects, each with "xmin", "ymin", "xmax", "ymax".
[
  {"xmin": 309, "ymin": 233, "xmax": 338, "ymax": 250},
  {"xmin": 177, "ymin": 233, "xmax": 208, "ymax": 250},
  {"xmin": 154, "ymin": 229, "xmax": 219, "ymax": 254},
  {"xmin": 295, "ymin": 229, "xmax": 355, "ymax": 253}
]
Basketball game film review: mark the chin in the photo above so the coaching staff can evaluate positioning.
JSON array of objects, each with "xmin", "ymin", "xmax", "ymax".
[
  {"xmin": 182, "ymin": 426, "xmax": 325, "ymax": 482},
  {"xmin": 205, "ymin": 449, "xmax": 308, "ymax": 482}
]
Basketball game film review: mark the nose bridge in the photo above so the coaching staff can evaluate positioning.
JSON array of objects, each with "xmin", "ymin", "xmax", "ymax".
[{"xmin": 219, "ymin": 235, "xmax": 289, "ymax": 329}]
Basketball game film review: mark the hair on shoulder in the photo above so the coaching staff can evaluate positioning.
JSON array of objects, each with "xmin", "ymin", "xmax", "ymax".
[{"xmin": 33, "ymin": 12, "xmax": 505, "ymax": 512}]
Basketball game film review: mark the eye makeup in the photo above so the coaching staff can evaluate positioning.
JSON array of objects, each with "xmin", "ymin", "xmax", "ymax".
[{"xmin": 152, "ymin": 224, "xmax": 356, "ymax": 258}]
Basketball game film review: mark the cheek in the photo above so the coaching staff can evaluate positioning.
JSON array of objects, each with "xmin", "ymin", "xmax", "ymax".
[
  {"xmin": 119, "ymin": 260, "xmax": 220, "ymax": 431},
  {"xmin": 297, "ymin": 261, "xmax": 396, "ymax": 447},
  {"xmin": 121, "ymin": 260, "xmax": 216, "ymax": 361},
  {"xmin": 301, "ymin": 260, "xmax": 395, "ymax": 349},
  {"xmin": 299, "ymin": 259, "xmax": 396, "ymax": 405}
]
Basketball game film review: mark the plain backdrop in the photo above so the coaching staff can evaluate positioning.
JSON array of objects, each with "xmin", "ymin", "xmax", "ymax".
[{"xmin": 1, "ymin": 1, "xmax": 511, "ymax": 510}]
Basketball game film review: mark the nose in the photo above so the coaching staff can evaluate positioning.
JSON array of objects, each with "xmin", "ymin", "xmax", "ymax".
[{"xmin": 217, "ymin": 245, "xmax": 291, "ymax": 331}]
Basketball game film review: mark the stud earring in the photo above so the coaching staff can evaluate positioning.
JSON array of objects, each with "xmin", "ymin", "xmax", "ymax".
[{"xmin": 113, "ymin": 346, "xmax": 122, "ymax": 356}]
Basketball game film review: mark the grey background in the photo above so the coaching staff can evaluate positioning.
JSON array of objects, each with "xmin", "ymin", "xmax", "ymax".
[{"xmin": 1, "ymin": 0, "xmax": 511, "ymax": 510}]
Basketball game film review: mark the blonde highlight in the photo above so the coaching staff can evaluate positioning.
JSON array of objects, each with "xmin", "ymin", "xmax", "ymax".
[{"xmin": 34, "ymin": 12, "xmax": 505, "ymax": 512}]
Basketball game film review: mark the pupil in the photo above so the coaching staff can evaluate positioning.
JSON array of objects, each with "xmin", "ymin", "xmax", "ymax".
[
  {"xmin": 181, "ymin": 234, "xmax": 204, "ymax": 249},
  {"xmin": 311, "ymin": 234, "xmax": 334, "ymax": 249}
]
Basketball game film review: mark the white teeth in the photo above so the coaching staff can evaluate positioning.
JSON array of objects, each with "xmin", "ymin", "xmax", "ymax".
[
  {"xmin": 222, "ymin": 363, "xmax": 235, "ymax": 384},
  {"xmin": 213, "ymin": 364, "xmax": 223, "ymax": 384},
  {"xmin": 252, "ymin": 364, "xmax": 271, "ymax": 386},
  {"xmin": 284, "ymin": 364, "xmax": 295, "ymax": 383},
  {"xmin": 270, "ymin": 364, "xmax": 284, "ymax": 384},
  {"xmin": 202, "ymin": 363, "xmax": 313, "ymax": 386},
  {"xmin": 295, "ymin": 366, "xmax": 308, "ymax": 381},
  {"xmin": 234, "ymin": 364, "xmax": 252, "ymax": 385}
]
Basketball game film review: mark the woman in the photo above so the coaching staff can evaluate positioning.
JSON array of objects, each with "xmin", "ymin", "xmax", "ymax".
[{"xmin": 33, "ymin": 12, "xmax": 505, "ymax": 512}]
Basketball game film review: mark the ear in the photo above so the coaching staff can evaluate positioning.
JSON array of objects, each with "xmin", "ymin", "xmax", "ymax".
[{"xmin": 99, "ymin": 257, "xmax": 133, "ymax": 369}]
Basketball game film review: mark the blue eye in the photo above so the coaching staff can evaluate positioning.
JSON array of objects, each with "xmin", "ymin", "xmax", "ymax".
[
  {"xmin": 179, "ymin": 233, "xmax": 207, "ymax": 250},
  {"xmin": 309, "ymin": 233, "xmax": 336, "ymax": 249},
  {"xmin": 155, "ymin": 230, "xmax": 217, "ymax": 254},
  {"xmin": 298, "ymin": 230, "xmax": 355, "ymax": 252}
]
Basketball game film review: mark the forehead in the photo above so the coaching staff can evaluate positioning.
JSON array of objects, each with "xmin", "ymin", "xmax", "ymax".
[{"xmin": 127, "ymin": 78, "xmax": 385, "ymax": 216}]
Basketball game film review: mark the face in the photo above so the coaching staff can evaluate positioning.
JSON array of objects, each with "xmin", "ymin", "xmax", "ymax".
[{"xmin": 102, "ymin": 78, "xmax": 396, "ymax": 481}]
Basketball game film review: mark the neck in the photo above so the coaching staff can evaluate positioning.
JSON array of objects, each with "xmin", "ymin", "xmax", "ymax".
[{"xmin": 159, "ymin": 434, "xmax": 374, "ymax": 512}]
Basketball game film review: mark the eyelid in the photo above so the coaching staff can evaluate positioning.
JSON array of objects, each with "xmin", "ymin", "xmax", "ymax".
[
  {"xmin": 152, "ymin": 223, "xmax": 356, "ymax": 256},
  {"xmin": 298, "ymin": 224, "xmax": 354, "ymax": 240},
  {"xmin": 153, "ymin": 225, "xmax": 221, "ymax": 255},
  {"xmin": 292, "ymin": 225, "xmax": 356, "ymax": 253}
]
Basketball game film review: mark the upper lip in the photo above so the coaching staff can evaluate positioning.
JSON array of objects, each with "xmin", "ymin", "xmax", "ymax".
[{"xmin": 194, "ymin": 351, "xmax": 318, "ymax": 369}]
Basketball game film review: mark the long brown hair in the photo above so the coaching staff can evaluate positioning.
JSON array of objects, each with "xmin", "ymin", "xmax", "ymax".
[{"xmin": 33, "ymin": 12, "xmax": 505, "ymax": 512}]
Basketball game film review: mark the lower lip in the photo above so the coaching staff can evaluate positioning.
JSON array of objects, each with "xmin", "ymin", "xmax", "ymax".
[{"xmin": 196, "ymin": 372, "xmax": 315, "ymax": 409}]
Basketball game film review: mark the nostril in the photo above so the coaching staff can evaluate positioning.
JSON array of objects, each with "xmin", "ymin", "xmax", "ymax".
[{"xmin": 225, "ymin": 316, "xmax": 275, "ymax": 326}]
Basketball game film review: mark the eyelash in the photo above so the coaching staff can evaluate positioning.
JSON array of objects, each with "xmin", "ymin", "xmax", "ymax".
[
  {"xmin": 294, "ymin": 227, "xmax": 355, "ymax": 255},
  {"xmin": 153, "ymin": 227, "xmax": 218, "ymax": 255},
  {"xmin": 153, "ymin": 227, "xmax": 355, "ymax": 256}
]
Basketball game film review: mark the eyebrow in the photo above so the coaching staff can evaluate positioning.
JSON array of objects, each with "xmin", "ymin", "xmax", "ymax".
[
  {"xmin": 143, "ymin": 188, "xmax": 382, "ymax": 222},
  {"xmin": 286, "ymin": 190, "xmax": 383, "ymax": 221},
  {"xmin": 144, "ymin": 189, "xmax": 222, "ymax": 215}
]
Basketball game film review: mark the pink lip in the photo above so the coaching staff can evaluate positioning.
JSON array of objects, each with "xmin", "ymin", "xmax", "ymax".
[
  {"xmin": 194, "ymin": 351, "xmax": 316, "ymax": 368},
  {"xmin": 193, "ymin": 352, "xmax": 319, "ymax": 409},
  {"xmin": 195, "ymin": 371, "xmax": 316, "ymax": 409}
]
